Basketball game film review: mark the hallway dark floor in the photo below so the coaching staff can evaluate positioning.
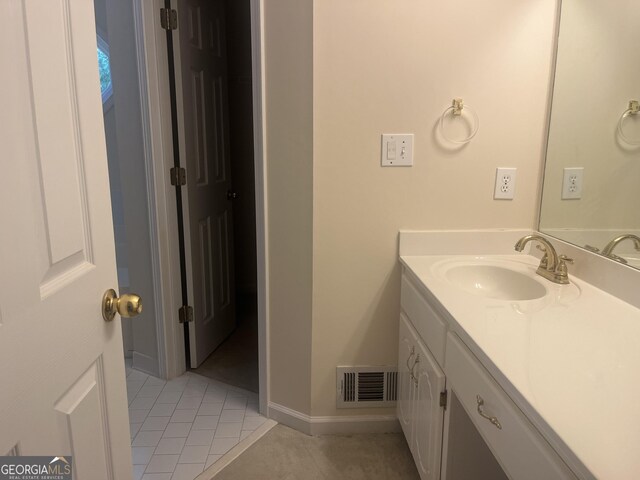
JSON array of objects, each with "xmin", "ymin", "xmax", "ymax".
[{"xmin": 192, "ymin": 295, "xmax": 259, "ymax": 393}]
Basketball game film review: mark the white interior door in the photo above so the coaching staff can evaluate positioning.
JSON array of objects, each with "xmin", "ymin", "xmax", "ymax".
[
  {"xmin": 0, "ymin": 1, "xmax": 132, "ymax": 478},
  {"xmin": 177, "ymin": 0, "xmax": 236, "ymax": 367}
]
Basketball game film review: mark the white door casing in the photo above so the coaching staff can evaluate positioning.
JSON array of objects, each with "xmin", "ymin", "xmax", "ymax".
[
  {"xmin": 176, "ymin": 0, "xmax": 236, "ymax": 367},
  {"xmin": 0, "ymin": 1, "xmax": 131, "ymax": 478}
]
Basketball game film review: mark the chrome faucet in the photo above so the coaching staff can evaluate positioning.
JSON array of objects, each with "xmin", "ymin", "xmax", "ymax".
[
  {"xmin": 601, "ymin": 234, "xmax": 640, "ymax": 262},
  {"xmin": 514, "ymin": 235, "xmax": 573, "ymax": 284}
]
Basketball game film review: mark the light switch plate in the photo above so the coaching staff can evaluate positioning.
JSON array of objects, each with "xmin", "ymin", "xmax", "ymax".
[{"xmin": 381, "ymin": 134, "xmax": 413, "ymax": 166}]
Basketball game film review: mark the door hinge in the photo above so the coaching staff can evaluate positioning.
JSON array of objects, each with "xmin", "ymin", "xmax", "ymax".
[
  {"xmin": 170, "ymin": 167, "xmax": 186, "ymax": 186},
  {"xmin": 160, "ymin": 8, "xmax": 178, "ymax": 31},
  {"xmin": 178, "ymin": 305, "xmax": 193, "ymax": 323},
  {"xmin": 440, "ymin": 390, "xmax": 448, "ymax": 409}
]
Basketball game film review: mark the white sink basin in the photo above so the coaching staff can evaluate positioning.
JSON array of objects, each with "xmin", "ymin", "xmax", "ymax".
[
  {"xmin": 427, "ymin": 256, "xmax": 581, "ymax": 306},
  {"xmin": 444, "ymin": 264, "xmax": 547, "ymax": 301}
]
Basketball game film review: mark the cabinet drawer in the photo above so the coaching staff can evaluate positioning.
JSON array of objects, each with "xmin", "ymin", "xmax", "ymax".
[
  {"xmin": 401, "ymin": 274, "xmax": 446, "ymax": 366},
  {"xmin": 445, "ymin": 333, "xmax": 577, "ymax": 480}
]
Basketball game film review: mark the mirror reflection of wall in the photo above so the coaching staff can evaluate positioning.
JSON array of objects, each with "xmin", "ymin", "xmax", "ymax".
[{"xmin": 539, "ymin": 0, "xmax": 640, "ymax": 268}]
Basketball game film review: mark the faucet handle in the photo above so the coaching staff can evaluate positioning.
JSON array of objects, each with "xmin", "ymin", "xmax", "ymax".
[
  {"xmin": 559, "ymin": 254, "xmax": 574, "ymax": 265},
  {"xmin": 557, "ymin": 254, "xmax": 574, "ymax": 278}
]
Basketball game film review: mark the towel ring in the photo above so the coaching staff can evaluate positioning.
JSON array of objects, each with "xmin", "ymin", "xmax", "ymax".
[
  {"xmin": 617, "ymin": 100, "xmax": 640, "ymax": 145},
  {"xmin": 439, "ymin": 98, "xmax": 479, "ymax": 144}
]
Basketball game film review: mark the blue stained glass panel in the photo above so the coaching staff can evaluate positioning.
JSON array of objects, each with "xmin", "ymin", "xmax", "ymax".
[{"xmin": 96, "ymin": 35, "xmax": 113, "ymax": 104}]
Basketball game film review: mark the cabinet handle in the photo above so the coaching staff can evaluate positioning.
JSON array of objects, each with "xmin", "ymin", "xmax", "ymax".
[
  {"xmin": 406, "ymin": 346, "xmax": 415, "ymax": 374},
  {"xmin": 476, "ymin": 395, "xmax": 502, "ymax": 430},
  {"xmin": 411, "ymin": 354, "xmax": 421, "ymax": 385}
]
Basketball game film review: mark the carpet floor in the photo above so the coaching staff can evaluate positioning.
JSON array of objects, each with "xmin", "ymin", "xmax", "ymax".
[{"xmin": 213, "ymin": 424, "xmax": 420, "ymax": 480}]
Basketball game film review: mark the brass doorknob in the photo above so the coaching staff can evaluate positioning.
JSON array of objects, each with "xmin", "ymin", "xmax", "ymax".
[{"xmin": 102, "ymin": 289, "xmax": 143, "ymax": 322}]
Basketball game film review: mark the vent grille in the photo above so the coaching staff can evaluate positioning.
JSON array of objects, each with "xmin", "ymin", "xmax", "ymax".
[
  {"xmin": 386, "ymin": 371, "xmax": 397, "ymax": 402},
  {"xmin": 337, "ymin": 366, "xmax": 397, "ymax": 408}
]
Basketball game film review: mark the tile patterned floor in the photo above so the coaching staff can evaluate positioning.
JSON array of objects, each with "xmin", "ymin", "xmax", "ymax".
[{"xmin": 126, "ymin": 362, "xmax": 267, "ymax": 480}]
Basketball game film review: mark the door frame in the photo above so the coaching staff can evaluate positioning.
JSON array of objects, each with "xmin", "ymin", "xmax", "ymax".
[
  {"xmin": 138, "ymin": 0, "xmax": 269, "ymax": 413},
  {"xmin": 249, "ymin": 0, "xmax": 269, "ymax": 416},
  {"xmin": 135, "ymin": 0, "xmax": 185, "ymax": 379}
]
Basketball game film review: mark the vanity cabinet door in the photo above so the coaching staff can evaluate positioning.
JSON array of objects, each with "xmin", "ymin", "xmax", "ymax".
[
  {"xmin": 398, "ymin": 314, "xmax": 446, "ymax": 480},
  {"xmin": 414, "ymin": 338, "xmax": 446, "ymax": 480},
  {"xmin": 398, "ymin": 314, "xmax": 417, "ymax": 443}
]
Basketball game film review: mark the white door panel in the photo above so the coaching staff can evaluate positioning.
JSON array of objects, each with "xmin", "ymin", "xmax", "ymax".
[
  {"xmin": 177, "ymin": 0, "xmax": 236, "ymax": 367},
  {"xmin": 0, "ymin": 1, "xmax": 131, "ymax": 477}
]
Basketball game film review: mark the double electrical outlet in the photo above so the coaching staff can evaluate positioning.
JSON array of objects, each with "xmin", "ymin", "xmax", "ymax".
[
  {"xmin": 562, "ymin": 167, "xmax": 584, "ymax": 199},
  {"xmin": 494, "ymin": 167, "xmax": 516, "ymax": 200}
]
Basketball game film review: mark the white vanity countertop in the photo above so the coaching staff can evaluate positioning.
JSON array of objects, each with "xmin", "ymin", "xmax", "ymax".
[{"xmin": 401, "ymin": 253, "xmax": 640, "ymax": 480}]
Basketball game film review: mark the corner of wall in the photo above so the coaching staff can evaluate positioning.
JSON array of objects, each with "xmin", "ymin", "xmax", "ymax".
[{"xmin": 263, "ymin": 0, "xmax": 314, "ymax": 417}]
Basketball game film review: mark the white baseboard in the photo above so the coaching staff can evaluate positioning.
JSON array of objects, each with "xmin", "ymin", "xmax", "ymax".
[
  {"xmin": 267, "ymin": 402, "xmax": 312, "ymax": 434},
  {"xmin": 132, "ymin": 351, "xmax": 160, "ymax": 378},
  {"xmin": 268, "ymin": 402, "xmax": 401, "ymax": 436}
]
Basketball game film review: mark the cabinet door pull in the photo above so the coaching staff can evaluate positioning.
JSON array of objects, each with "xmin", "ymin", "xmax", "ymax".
[
  {"xmin": 411, "ymin": 354, "xmax": 421, "ymax": 385},
  {"xmin": 406, "ymin": 346, "xmax": 415, "ymax": 374},
  {"xmin": 476, "ymin": 395, "xmax": 502, "ymax": 430}
]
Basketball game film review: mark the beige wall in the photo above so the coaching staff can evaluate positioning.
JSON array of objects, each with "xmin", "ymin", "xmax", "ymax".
[
  {"xmin": 264, "ymin": 0, "xmax": 558, "ymax": 418},
  {"xmin": 311, "ymin": 0, "xmax": 557, "ymax": 416},
  {"xmin": 540, "ymin": 0, "xmax": 640, "ymax": 231},
  {"xmin": 264, "ymin": 0, "xmax": 314, "ymax": 414}
]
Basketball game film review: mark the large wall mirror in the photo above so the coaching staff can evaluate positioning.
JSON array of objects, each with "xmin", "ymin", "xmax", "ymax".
[{"xmin": 539, "ymin": 0, "xmax": 640, "ymax": 268}]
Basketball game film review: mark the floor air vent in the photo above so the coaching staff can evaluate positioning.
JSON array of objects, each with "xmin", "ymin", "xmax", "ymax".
[{"xmin": 337, "ymin": 366, "xmax": 397, "ymax": 408}]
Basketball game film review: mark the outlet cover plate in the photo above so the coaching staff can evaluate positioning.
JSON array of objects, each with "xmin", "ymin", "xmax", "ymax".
[
  {"xmin": 562, "ymin": 167, "xmax": 584, "ymax": 199},
  {"xmin": 381, "ymin": 134, "xmax": 413, "ymax": 167},
  {"xmin": 494, "ymin": 167, "xmax": 517, "ymax": 200}
]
